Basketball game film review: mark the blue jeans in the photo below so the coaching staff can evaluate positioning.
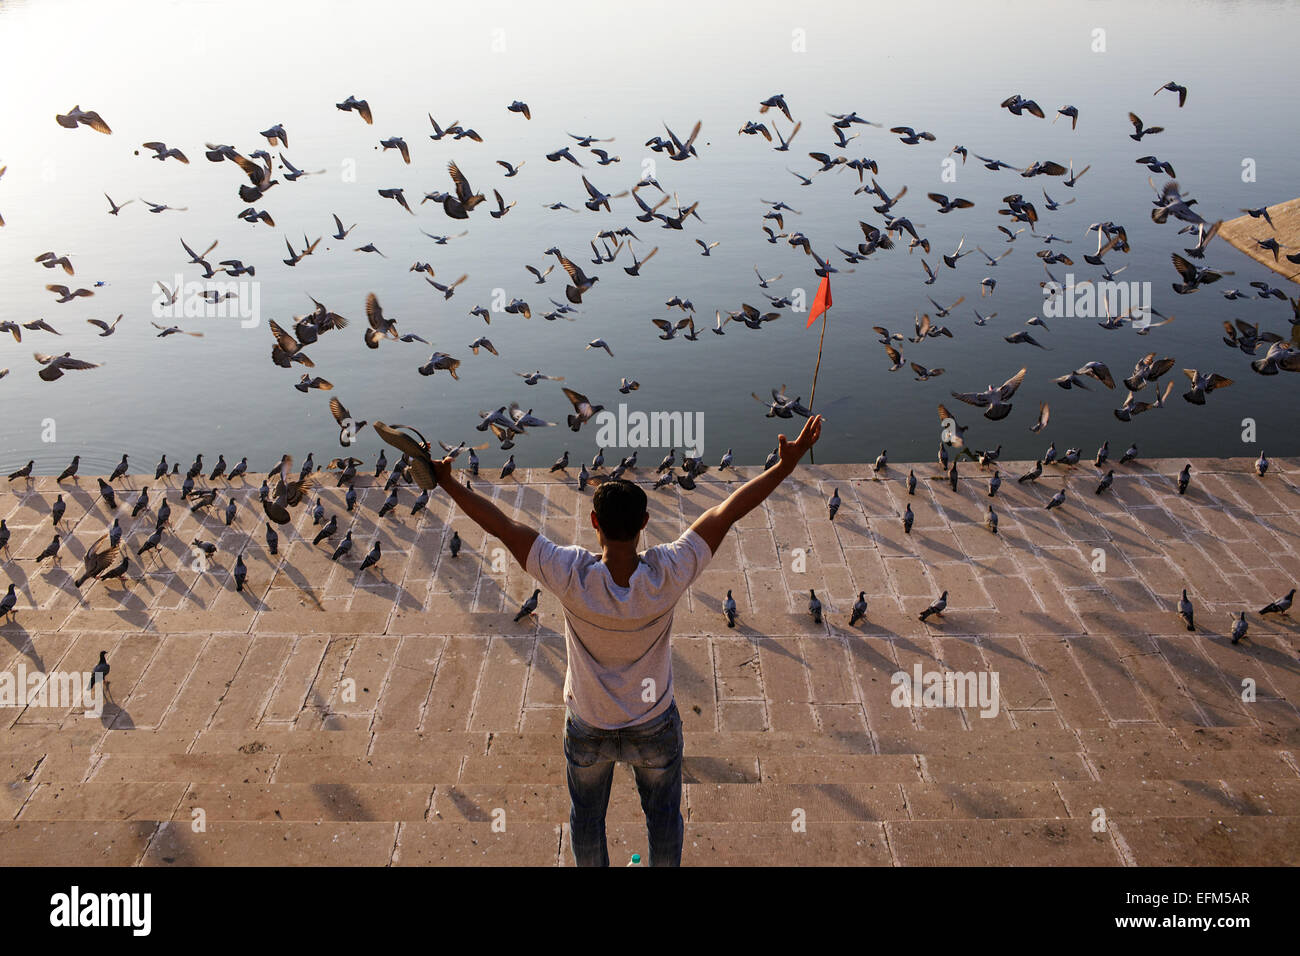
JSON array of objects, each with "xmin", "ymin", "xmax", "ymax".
[{"xmin": 564, "ymin": 701, "xmax": 684, "ymax": 867}]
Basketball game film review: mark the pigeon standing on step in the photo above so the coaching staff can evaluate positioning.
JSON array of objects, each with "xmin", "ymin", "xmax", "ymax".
[
  {"xmin": 724, "ymin": 589, "xmax": 737, "ymax": 627},
  {"xmin": 109, "ymin": 454, "xmax": 129, "ymax": 483},
  {"xmin": 1255, "ymin": 451, "xmax": 1268, "ymax": 477},
  {"xmin": 57, "ymin": 455, "xmax": 80, "ymax": 483},
  {"xmin": 1120, "ymin": 444, "xmax": 1139, "ymax": 465},
  {"xmin": 331, "ymin": 530, "xmax": 353, "ymax": 561},
  {"xmin": 36, "ymin": 535, "xmax": 60, "ymax": 563},
  {"xmin": 903, "ymin": 502, "xmax": 913, "ymax": 534},
  {"xmin": 1095, "ymin": 470, "xmax": 1114, "ymax": 494},
  {"xmin": 450, "ymin": 531, "xmax": 461, "ymax": 557},
  {"xmin": 0, "ymin": 583, "xmax": 16, "ymax": 618},
  {"xmin": 1260, "ymin": 588, "xmax": 1295, "ymax": 616},
  {"xmin": 1176, "ymin": 463, "xmax": 1191, "ymax": 495},
  {"xmin": 985, "ymin": 506, "xmax": 998, "ymax": 534},
  {"xmin": 515, "ymin": 588, "xmax": 541, "ymax": 622},
  {"xmin": 89, "ymin": 650, "xmax": 109, "ymax": 692},
  {"xmin": 51, "ymin": 494, "xmax": 66, "ymax": 526},
  {"xmin": 1230, "ymin": 611, "xmax": 1248, "ymax": 645},
  {"xmin": 808, "ymin": 589, "xmax": 822, "ymax": 624},
  {"xmin": 233, "ymin": 554, "xmax": 247, "ymax": 592},
  {"xmin": 313, "ymin": 515, "xmax": 337, "ymax": 545},
  {"xmin": 948, "ymin": 460, "xmax": 958, "ymax": 492},
  {"xmin": 850, "ymin": 592, "xmax": 868, "ymax": 626},
  {"xmin": 98, "ymin": 478, "xmax": 117, "ymax": 510},
  {"xmin": 828, "ymin": 488, "xmax": 841, "ymax": 521},
  {"xmin": 411, "ymin": 489, "xmax": 429, "ymax": 516},
  {"xmin": 1046, "ymin": 486, "xmax": 1066, "ymax": 510},
  {"xmin": 919, "ymin": 590, "xmax": 948, "ymax": 623},
  {"xmin": 138, "ymin": 527, "xmax": 162, "ymax": 559},
  {"xmin": 359, "ymin": 541, "xmax": 381, "ymax": 573},
  {"xmin": 907, "ymin": 469, "xmax": 917, "ymax": 495},
  {"xmin": 1178, "ymin": 588, "xmax": 1195, "ymax": 631},
  {"xmin": 988, "ymin": 471, "xmax": 1001, "ymax": 497}
]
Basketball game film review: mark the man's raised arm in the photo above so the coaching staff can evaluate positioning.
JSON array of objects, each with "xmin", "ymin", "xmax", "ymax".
[
  {"xmin": 433, "ymin": 458, "xmax": 538, "ymax": 567},
  {"xmin": 690, "ymin": 414, "xmax": 823, "ymax": 554}
]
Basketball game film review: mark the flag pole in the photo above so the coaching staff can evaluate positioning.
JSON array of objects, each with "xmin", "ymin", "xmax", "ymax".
[{"xmin": 807, "ymin": 305, "xmax": 828, "ymax": 465}]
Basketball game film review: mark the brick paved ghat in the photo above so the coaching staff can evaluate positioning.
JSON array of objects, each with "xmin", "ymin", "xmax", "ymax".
[{"xmin": 1, "ymin": 456, "xmax": 1297, "ymax": 866}]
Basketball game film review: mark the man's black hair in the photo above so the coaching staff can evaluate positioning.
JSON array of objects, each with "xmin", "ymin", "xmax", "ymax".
[{"xmin": 592, "ymin": 478, "xmax": 648, "ymax": 542}]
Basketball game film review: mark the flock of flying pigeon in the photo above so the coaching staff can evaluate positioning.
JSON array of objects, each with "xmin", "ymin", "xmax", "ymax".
[{"xmin": 0, "ymin": 84, "xmax": 1295, "ymax": 642}]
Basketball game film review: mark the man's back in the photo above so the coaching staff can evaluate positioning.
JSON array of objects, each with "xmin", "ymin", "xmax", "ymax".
[{"xmin": 527, "ymin": 528, "xmax": 713, "ymax": 729}]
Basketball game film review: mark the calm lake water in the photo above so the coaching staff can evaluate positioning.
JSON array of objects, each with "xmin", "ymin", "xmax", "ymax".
[{"xmin": 1, "ymin": 0, "xmax": 1298, "ymax": 475}]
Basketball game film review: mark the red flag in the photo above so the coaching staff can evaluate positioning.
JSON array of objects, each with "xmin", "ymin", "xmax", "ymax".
[{"xmin": 806, "ymin": 274, "xmax": 832, "ymax": 327}]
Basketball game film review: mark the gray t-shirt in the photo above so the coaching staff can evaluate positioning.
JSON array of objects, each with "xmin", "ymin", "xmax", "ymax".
[{"xmin": 526, "ymin": 528, "xmax": 714, "ymax": 729}]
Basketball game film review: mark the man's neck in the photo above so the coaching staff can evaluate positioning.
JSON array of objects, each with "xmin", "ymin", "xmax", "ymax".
[{"xmin": 599, "ymin": 541, "xmax": 642, "ymax": 587}]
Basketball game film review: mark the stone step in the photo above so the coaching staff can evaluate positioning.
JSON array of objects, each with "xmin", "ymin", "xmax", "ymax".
[
  {"xmin": 4, "ymin": 725, "xmax": 1296, "ymax": 761},
  {"xmin": 2, "ymin": 815, "xmax": 1295, "ymax": 866},
  {"xmin": 11, "ymin": 776, "xmax": 1300, "ymax": 826}
]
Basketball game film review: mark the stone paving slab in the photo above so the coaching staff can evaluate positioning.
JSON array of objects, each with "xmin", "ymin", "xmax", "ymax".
[
  {"xmin": 1218, "ymin": 197, "xmax": 1300, "ymax": 283},
  {"xmin": 0, "ymin": 457, "xmax": 1297, "ymax": 865}
]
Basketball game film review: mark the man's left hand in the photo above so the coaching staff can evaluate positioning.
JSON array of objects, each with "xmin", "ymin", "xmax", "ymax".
[{"xmin": 432, "ymin": 455, "xmax": 456, "ymax": 487}]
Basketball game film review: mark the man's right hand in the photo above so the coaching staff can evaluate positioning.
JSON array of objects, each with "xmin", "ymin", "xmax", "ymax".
[{"xmin": 777, "ymin": 414, "xmax": 823, "ymax": 469}]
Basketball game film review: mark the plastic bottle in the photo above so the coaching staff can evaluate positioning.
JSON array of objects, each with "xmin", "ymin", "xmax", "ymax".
[{"xmin": 627, "ymin": 853, "xmax": 642, "ymax": 866}]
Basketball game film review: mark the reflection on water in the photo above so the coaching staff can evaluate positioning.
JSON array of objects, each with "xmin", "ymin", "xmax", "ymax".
[{"xmin": 0, "ymin": 0, "xmax": 1297, "ymax": 473}]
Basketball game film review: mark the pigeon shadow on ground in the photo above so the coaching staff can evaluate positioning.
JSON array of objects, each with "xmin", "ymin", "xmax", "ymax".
[
  {"xmin": 443, "ymin": 786, "xmax": 494, "ymax": 822},
  {"xmin": 99, "ymin": 692, "xmax": 135, "ymax": 730},
  {"xmin": 843, "ymin": 627, "xmax": 908, "ymax": 674},
  {"xmin": 975, "ymin": 634, "xmax": 1046, "ymax": 673},
  {"xmin": 815, "ymin": 781, "xmax": 885, "ymax": 821},
  {"xmin": 854, "ymin": 623, "xmax": 940, "ymax": 666},
  {"xmin": 234, "ymin": 581, "xmax": 269, "ymax": 612},
  {"xmin": 273, "ymin": 560, "xmax": 325, "ymax": 611},
  {"xmin": 104, "ymin": 585, "xmax": 152, "ymax": 626},
  {"xmin": 530, "ymin": 626, "xmax": 564, "ymax": 692},
  {"xmin": 4, "ymin": 559, "xmax": 36, "ymax": 609},
  {"xmin": 746, "ymin": 631, "xmax": 808, "ymax": 664},
  {"xmin": 1231, "ymin": 632, "xmax": 1300, "ymax": 678},
  {"xmin": 308, "ymin": 688, "xmax": 347, "ymax": 732},
  {"xmin": 0, "ymin": 620, "xmax": 43, "ymax": 670}
]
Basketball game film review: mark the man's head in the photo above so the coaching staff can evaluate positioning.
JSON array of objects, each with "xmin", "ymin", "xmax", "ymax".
[{"xmin": 591, "ymin": 479, "xmax": 648, "ymax": 543}]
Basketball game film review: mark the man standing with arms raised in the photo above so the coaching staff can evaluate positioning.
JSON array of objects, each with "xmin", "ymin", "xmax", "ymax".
[{"xmin": 426, "ymin": 414, "xmax": 823, "ymax": 865}]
